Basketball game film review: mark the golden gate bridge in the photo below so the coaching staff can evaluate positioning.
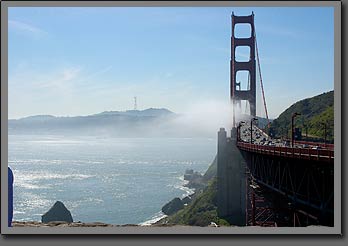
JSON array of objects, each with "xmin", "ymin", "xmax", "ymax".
[{"xmin": 217, "ymin": 12, "xmax": 334, "ymax": 227}]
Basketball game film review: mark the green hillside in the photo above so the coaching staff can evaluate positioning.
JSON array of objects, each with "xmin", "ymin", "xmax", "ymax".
[
  {"xmin": 159, "ymin": 178, "xmax": 230, "ymax": 227},
  {"xmin": 269, "ymin": 91, "xmax": 334, "ymax": 142},
  {"xmin": 155, "ymin": 154, "xmax": 233, "ymax": 227}
]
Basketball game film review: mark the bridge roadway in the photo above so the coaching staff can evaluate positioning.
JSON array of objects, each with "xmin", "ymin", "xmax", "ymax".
[{"xmin": 237, "ymin": 122, "xmax": 334, "ymax": 162}]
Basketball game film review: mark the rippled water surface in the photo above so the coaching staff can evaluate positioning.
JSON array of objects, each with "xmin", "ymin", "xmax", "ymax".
[{"xmin": 9, "ymin": 135, "xmax": 216, "ymax": 225}]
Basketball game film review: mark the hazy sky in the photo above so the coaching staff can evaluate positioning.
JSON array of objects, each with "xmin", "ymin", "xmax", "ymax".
[{"xmin": 8, "ymin": 7, "xmax": 334, "ymax": 119}]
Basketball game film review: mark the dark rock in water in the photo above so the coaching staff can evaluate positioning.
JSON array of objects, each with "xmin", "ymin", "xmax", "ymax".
[
  {"xmin": 162, "ymin": 198, "xmax": 184, "ymax": 215},
  {"xmin": 42, "ymin": 201, "xmax": 73, "ymax": 223}
]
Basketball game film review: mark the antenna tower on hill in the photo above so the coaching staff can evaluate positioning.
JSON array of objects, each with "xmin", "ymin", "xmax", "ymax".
[{"xmin": 134, "ymin": 96, "xmax": 137, "ymax": 110}]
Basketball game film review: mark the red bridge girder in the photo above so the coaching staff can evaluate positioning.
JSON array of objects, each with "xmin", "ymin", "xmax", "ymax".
[
  {"xmin": 239, "ymin": 141, "xmax": 334, "ymax": 226},
  {"xmin": 237, "ymin": 141, "xmax": 334, "ymax": 163}
]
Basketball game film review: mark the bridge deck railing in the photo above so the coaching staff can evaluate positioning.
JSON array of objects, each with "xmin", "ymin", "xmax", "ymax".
[
  {"xmin": 237, "ymin": 141, "xmax": 334, "ymax": 162},
  {"xmin": 294, "ymin": 140, "xmax": 334, "ymax": 151}
]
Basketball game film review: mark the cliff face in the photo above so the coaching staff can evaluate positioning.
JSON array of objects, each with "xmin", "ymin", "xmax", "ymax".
[{"xmin": 202, "ymin": 156, "xmax": 217, "ymax": 182}]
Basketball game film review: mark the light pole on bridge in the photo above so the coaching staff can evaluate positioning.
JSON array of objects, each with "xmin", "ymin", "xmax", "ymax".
[
  {"xmin": 320, "ymin": 122, "xmax": 328, "ymax": 146},
  {"xmin": 303, "ymin": 123, "xmax": 308, "ymax": 141},
  {"xmin": 250, "ymin": 118, "xmax": 258, "ymax": 144},
  {"xmin": 237, "ymin": 121, "xmax": 245, "ymax": 141},
  {"xmin": 291, "ymin": 112, "xmax": 301, "ymax": 147}
]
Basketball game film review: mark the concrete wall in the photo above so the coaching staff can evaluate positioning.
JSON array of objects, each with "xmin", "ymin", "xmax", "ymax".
[{"xmin": 217, "ymin": 127, "xmax": 246, "ymax": 226}]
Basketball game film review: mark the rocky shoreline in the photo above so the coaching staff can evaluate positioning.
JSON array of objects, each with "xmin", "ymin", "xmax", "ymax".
[
  {"xmin": 160, "ymin": 169, "xmax": 207, "ymax": 217},
  {"xmin": 154, "ymin": 157, "xmax": 224, "ymax": 227}
]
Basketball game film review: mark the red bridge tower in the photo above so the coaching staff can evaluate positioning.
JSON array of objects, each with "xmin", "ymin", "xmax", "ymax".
[{"xmin": 231, "ymin": 12, "xmax": 256, "ymax": 126}]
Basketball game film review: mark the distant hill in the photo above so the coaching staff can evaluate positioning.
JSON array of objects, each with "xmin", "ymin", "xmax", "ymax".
[
  {"xmin": 8, "ymin": 108, "xmax": 177, "ymax": 137},
  {"xmin": 269, "ymin": 91, "xmax": 334, "ymax": 142},
  {"xmin": 95, "ymin": 108, "xmax": 173, "ymax": 117}
]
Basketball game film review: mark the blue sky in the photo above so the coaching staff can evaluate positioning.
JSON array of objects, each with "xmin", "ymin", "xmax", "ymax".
[{"xmin": 8, "ymin": 7, "xmax": 334, "ymax": 119}]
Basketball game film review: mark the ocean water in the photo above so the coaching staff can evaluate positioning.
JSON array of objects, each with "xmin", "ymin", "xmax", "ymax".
[{"xmin": 8, "ymin": 135, "xmax": 216, "ymax": 225}]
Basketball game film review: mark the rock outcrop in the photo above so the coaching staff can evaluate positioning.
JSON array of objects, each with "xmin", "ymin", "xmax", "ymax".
[
  {"xmin": 184, "ymin": 169, "xmax": 202, "ymax": 182},
  {"xmin": 41, "ymin": 201, "xmax": 73, "ymax": 223},
  {"xmin": 184, "ymin": 169, "xmax": 206, "ymax": 190},
  {"xmin": 161, "ymin": 197, "xmax": 184, "ymax": 215},
  {"xmin": 181, "ymin": 195, "xmax": 192, "ymax": 205}
]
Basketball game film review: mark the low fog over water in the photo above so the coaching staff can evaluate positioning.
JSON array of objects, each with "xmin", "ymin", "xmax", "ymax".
[{"xmin": 9, "ymin": 100, "xmax": 245, "ymax": 138}]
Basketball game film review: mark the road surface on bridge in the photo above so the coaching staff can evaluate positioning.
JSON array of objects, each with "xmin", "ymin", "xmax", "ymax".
[
  {"xmin": 239, "ymin": 122, "xmax": 332, "ymax": 149},
  {"xmin": 237, "ymin": 122, "xmax": 334, "ymax": 161}
]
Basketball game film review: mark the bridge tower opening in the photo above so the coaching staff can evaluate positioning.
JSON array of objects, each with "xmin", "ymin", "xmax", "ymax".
[{"xmin": 231, "ymin": 12, "xmax": 256, "ymax": 126}]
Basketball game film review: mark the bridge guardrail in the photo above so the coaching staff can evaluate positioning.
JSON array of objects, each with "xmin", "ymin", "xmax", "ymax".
[
  {"xmin": 237, "ymin": 141, "xmax": 334, "ymax": 162},
  {"xmin": 294, "ymin": 140, "xmax": 334, "ymax": 151}
]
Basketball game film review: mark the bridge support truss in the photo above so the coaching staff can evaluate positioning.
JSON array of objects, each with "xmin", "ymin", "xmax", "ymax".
[{"xmin": 242, "ymin": 150, "xmax": 334, "ymax": 226}]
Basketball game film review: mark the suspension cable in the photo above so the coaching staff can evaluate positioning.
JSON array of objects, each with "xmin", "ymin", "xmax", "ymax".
[
  {"xmin": 254, "ymin": 28, "xmax": 270, "ymax": 126},
  {"xmin": 245, "ymin": 69, "xmax": 250, "ymax": 114}
]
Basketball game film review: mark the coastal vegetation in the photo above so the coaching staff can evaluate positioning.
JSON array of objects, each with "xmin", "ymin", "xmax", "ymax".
[
  {"xmin": 269, "ymin": 90, "xmax": 334, "ymax": 142},
  {"xmin": 158, "ymin": 156, "xmax": 231, "ymax": 227},
  {"xmin": 159, "ymin": 177, "xmax": 230, "ymax": 227}
]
